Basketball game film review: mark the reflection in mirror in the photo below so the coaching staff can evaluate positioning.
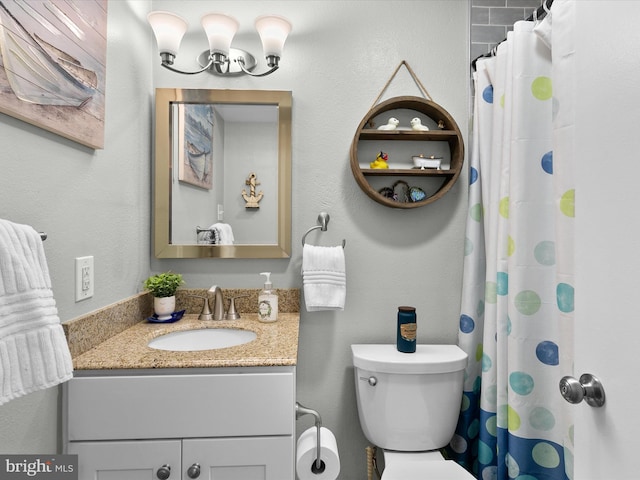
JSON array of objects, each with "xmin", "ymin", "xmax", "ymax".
[
  {"xmin": 153, "ymin": 89, "xmax": 292, "ymax": 258},
  {"xmin": 170, "ymin": 103, "xmax": 278, "ymax": 244}
]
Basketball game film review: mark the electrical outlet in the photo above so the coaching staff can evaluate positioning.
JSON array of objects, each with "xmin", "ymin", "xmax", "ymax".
[{"xmin": 75, "ymin": 256, "xmax": 94, "ymax": 302}]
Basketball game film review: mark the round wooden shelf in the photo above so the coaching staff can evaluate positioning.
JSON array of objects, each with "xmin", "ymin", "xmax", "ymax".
[{"xmin": 350, "ymin": 96, "xmax": 464, "ymax": 208}]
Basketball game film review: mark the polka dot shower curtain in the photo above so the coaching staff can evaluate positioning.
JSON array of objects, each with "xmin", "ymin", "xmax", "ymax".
[{"xmin": 446, "ymin": 7, "xmax": 575, "ymax": 480}]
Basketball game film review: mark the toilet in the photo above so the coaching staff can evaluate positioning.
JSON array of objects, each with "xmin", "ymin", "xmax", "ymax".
[{"xmin": 351, "ymin": 344, "xmax": 474, "ymax": 480}]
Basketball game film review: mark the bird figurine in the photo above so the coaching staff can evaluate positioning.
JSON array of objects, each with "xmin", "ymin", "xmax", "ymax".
[
  {"xmin": 377, "ymin": 117, "xmax": 400, "ymax": 130},
  {"xmin": 370, "ymin": 151, "xmax": 389, "ymax": 169},
  {"xmin": 410, "ymin": 117, "xmax": 430, "ymax": 131}
]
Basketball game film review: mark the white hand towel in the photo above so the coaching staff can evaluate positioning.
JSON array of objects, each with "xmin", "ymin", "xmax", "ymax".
[
  {"xmin": 0, "ymin": 219, "xmax": 73, "ymax": 406},
  {"xmin": 302, "ymin": 244, "xmax": 346, "ymax": 311},
  {"xmin": 212, "ymin": 223, "xmax": 234, "ymax": 245}
]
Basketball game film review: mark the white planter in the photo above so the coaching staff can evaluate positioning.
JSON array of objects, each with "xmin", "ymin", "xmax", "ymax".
[{"xmin": 154, "ymin": 296, "xmax": 176, "ymax": 320}]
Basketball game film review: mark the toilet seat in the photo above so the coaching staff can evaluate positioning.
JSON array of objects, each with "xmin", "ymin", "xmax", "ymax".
[{"xmin": 382, "ymin": 451, "xmax": 474, "ymax": 480}]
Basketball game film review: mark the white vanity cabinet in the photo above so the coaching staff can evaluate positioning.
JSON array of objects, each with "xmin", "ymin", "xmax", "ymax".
[{"xmin": 63, "ymin": 367, "xmax": 295, "ymax": 480}]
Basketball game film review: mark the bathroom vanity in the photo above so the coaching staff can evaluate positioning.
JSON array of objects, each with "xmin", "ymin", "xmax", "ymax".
[{"xmin": 63, "ymin": 313, "xmax": 299, "ymax": 480}]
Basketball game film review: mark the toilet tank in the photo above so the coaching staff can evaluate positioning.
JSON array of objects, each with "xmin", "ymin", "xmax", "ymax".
[{"xmin": 351, "ymin": 344, "xmax": 468, "ymax": 451}]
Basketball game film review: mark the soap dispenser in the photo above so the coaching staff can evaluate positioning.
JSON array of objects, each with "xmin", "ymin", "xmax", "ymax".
[{"xmin": 258, "ymin": 272, "xmax": 278, "ymax": 323}]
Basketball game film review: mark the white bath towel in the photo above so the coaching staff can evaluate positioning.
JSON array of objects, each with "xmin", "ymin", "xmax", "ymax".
[
  {"xmin": 302, "ymin": 244, "xmax": 346, "ymax": 311},
  {"xmin": 0, "ymin": 219, "xmax": 73, "ymax": 406}
]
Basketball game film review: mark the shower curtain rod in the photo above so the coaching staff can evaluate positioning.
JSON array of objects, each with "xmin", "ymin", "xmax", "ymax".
[{"xmin": 471, "ymin": 0, "xmax": 554, "ymax": 71}]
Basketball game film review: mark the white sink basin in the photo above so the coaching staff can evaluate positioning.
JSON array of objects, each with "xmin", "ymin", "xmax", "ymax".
[{"xmin": 148, "ymin": 328, "xmax": 257, "ymax": 351}]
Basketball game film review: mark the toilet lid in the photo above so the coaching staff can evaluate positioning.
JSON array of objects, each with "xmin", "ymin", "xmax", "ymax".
[
  {"xmin": 352, "ymin": 344, "xmax": 468, "ymax": 374},
  {"xmin": 382, "ymin": 460, "xmax": 475, "ymax": 480}
]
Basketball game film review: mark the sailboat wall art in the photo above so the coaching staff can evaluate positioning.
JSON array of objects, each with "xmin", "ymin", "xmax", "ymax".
[
  {"xmin": 177, "ymin": 103, "xmax": 214, "ymax": 190},
  {"xmin": 0, "ymin": 0, "xmax": 107, "ymax": 149}
]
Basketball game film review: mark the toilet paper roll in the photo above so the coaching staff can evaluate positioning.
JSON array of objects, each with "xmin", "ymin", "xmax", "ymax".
[{"xmin": 296, "ymin": 426, "xmax": 340, "ymax": 480}]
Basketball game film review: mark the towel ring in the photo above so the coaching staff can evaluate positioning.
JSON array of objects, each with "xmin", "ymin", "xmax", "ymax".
[{"xmin": 301, "ymin": 212, "xmax": 346, "ymax": 248}]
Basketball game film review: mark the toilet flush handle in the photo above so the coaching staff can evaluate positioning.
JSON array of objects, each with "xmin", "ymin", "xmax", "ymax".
[{"xmin": 360, "ymin": 376, "xmax": 377, "ymax": 386}]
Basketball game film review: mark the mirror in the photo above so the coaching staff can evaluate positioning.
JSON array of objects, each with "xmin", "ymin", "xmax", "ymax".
[{"xmin": 153, "ymin": 89, "xmax": 292, "ymax": 258}]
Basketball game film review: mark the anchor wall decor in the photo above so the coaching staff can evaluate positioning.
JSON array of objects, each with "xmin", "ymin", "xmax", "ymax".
[{"xmin": 242, "ymin": 172, "xmax": 264, "ymax": 208}]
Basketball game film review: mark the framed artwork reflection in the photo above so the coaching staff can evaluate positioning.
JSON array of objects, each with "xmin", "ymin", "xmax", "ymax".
[{"xmin": 177, "ymin": 103, "xmax": 214, "ymax": 190}]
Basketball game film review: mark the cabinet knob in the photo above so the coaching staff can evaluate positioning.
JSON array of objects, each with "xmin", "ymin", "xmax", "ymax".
[
  {"xmin": 187, "ymin": 463, "xmax": 201, "ymax": 478},
  {"xmin": 156, "ymin": 464, "xmax": 171, "ymax": 480}
]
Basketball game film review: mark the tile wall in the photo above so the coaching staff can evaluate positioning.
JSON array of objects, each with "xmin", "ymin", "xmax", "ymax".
[{"xmin": 471, "ymin": 0, "xmax": 544, "ymax": 62}]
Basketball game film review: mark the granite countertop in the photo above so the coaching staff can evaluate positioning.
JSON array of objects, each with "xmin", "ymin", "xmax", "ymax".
[{"xmin": 71, "ymin": 313, "xmax": 299, "ymax": 371}]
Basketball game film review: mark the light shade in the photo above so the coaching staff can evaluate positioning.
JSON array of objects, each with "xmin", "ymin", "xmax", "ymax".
[
  {"xmin": 255, "ymin": 15, "xmax": 292, "ymax": 58},
  {"xmin": 201, "ymin": 13, "xmax": 239, "ymax": 57},
  {"xmin": 147, "ymin": 11, "xmax": 188, "ymax": 56}
]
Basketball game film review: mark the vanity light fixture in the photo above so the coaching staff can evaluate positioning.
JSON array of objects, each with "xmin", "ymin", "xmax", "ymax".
[{"xmin": 147, "ymin": 11, "xmax": 292, "ymax": 77}]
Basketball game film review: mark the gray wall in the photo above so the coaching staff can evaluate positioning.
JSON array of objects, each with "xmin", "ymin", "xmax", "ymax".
[
  {"xmin": 0, "ymin": 0, "xmax": 152, "ymax": 453},
  {"xmin": 0, "ymin": 1, "xmax": 469, "ymax": 478},
  {"xmin": 151, "ymin": 4, "xmax": 469, "ymax": 478}
]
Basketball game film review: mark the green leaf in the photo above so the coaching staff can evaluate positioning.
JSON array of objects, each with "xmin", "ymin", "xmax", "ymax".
[{"xmin": 143, "ymin": 272, "xmax": 184, "ymax": 297}]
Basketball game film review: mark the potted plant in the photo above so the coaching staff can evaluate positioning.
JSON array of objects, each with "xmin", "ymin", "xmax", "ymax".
[{"xmin": 143, "ymin": 272, "xmax": 184, "ymax": 320}]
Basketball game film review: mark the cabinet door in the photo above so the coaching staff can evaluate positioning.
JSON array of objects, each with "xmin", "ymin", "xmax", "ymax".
[
  {"xmin": 68, "ymin": 440, "xmax": 181, "ymax": 480},
  {"xmin": 183, "ymin": 437, "xmax": 294, "ymax": 480}
]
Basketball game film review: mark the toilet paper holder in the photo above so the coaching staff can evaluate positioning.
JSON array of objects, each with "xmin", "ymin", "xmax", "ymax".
[{"xmin": 295, "ymin": 401, "xmax": 323, "ymax": 472}]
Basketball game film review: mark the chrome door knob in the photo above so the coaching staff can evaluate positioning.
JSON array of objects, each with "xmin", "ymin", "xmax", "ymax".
[
  {"xmin": 559, "ymin": 373, "xmax": 605, "ymax": 407},
  {"xmin": 559, "ymin": 376, "xmax": 584, "ymax": 404},
  {"xmin": 187, "ymin": 463, "xmax": 201, "ymax": 478},
  {"xmin": 156, "ymin": 464, "xmax": 171, "ymax": 480}
]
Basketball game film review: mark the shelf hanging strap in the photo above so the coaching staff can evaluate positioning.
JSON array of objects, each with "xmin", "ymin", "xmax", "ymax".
[{"xmin": 370, "ymin": 60, "xmax": 434, "ymax": 109}]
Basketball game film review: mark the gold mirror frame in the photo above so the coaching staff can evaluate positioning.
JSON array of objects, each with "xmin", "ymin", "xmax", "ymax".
[{"xmin": 153, "ymin": 89, "xmax": 292, "ymax": 258}]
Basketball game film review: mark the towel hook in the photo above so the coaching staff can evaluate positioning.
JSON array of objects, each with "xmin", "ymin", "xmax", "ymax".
[{"xmin": 301, "ymin": 212, "xmax": 346, "ymax": 248}]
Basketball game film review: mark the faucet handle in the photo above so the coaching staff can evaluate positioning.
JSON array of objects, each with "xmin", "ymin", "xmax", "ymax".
[
  {"xmin": 225, "ymin": 294, "xmax": 249, "ymax": 320},
  {"xmin": 188, "ymin": 295, "xmax": 213, "ymax": 321}
]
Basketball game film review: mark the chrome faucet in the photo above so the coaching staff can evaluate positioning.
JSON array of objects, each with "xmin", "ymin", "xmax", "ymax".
[{"xmin": 209, "ymin": 285, "xmax": 225, "ymax": 320}]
